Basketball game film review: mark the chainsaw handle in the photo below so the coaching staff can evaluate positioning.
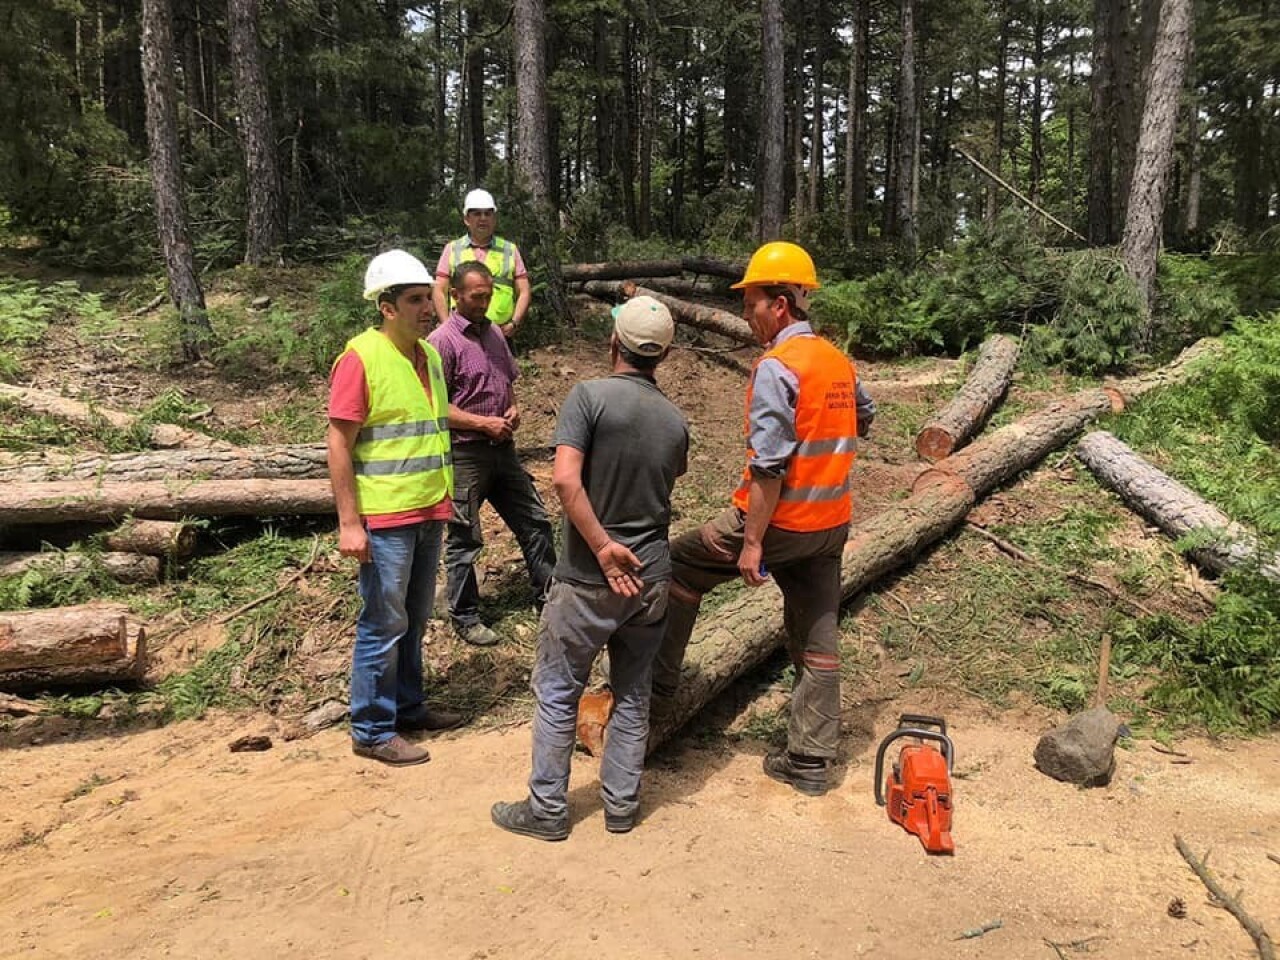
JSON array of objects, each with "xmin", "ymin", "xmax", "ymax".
[
  {"xmin": 897, "ymin": 713, "xmax": 947, "ymax": 735},
  {"xmin": 873, "ymin": 728, "xmax": 955, "ymax": 807}
]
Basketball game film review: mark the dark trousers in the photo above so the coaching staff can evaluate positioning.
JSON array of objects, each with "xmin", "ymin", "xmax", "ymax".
[
  {"xmin": 446, "ymin": 440, "xmax": 556, "ymax": 627},
  {"xmin": 652, "ymin": 507, "xmax": 848, "ymax": 758}
]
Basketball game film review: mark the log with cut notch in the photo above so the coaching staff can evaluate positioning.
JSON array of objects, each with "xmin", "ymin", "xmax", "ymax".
[
  {"xmin": 0, "ymin": 603, "xmax": 147, "ymax": 691},
  {"xmin": 1076, "ymin": 430, "xmax": 1279, "ymax": 582},
  {"xmin": 915, "ymin": 334, "xmax": 1020, "ymax": 461}
]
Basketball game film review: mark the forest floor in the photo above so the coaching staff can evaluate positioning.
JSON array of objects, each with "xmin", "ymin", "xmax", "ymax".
[{"xmin": 1, "ymin": 274, "xmax": 1278, "ymax": 959}]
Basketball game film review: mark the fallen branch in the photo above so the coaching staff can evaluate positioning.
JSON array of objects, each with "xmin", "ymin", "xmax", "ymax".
[
  {"xmin": 1076, "ymin": 431, "xmax": 1279, "ymax": 582},
  {"xmin": 214, "ymin": 538, "xmax": 321, "ymax": 625},
  {"xmin": 916, "ymin": 334, "xmax": 1021, "ymax": 461},
  {"xmin": 1174, "ymin": 835, "xmax": 1275, "ymax": 960},
  {"xmin": 952, "ymin": 144, "xmax": 1086, "ymax": 242},
  {"xmin": 121, "ymin": 293, "xmax": 166, "ymax": 319}
]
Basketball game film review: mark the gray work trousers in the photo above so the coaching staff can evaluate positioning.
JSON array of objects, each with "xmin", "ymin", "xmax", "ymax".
[
  {"xmin": 652, "ymin": 507, "xmax": 848, "ymax": 759},
  {"xmin": 528, "ymin": 578, "xmax": 668, "ymax": 821}
]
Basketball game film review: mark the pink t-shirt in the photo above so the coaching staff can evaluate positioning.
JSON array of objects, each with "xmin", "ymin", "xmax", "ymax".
[
  {"xmin": 434, "ymin": 238, "xmax": 528, "ymax": 280},
  {"xmin": 328, "ymin": 345, "xmax": 452, "ymax": 529}
]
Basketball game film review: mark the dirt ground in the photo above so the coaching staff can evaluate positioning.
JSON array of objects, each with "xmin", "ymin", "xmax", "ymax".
[
  {"xmin": 4, "ymin": 298, "xmax": 1278, "ymax": 958},
  {"xmin": 2, "ymin": 705, "xmax": 1279, "ymax": 960}
]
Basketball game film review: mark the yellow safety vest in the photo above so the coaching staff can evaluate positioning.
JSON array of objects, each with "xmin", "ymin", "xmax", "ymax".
[
  {"xmin": 447, "ymin": 235, "xmax": 517, "ymax": 326},
  {"xmin": 338, "ymin": 328, "xmax": 453, "ymax": 517}
]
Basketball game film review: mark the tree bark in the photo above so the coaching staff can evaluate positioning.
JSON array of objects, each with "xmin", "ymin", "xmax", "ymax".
[
  {"xmin": 894, "ymin": 0, "xmax": 918, "ymax": 254},
  {"xmin": 0, "ymin": 552, "xmax": 161, "ymax": 585},
  {"xmin": 514, "ymin": 0, "xmax": 569, "ymax": 323},
  {"xmin": 988, "ymin": 1, "xmax": 1010, "ymax": 222},
  {"xmin": 0, "ymin": 604, "xmax": 147, "ymax": 692},
  {"xmin": 1111, "ymin": 0, "xmax": 1138, "ymax": 235},
  {"xmin": 0, "ymin": 383, "xmax": 220, "ymax": 449},
  {"xmin": 844, "ymin": 0, "xmax": 868, "ymax": 243},
  {"xmin": 228, "ymin": 0, "xmax": 284, "ymax": 265},
  {"xmin": 465, "ymin": 2, "xmax": 487, "ymax": 183},
  {"xmin": 680, "ymin": 257, "xmax": 748, "ymax": 281},
  {"xmin": 582, "ymin": 282, "xmax": 753, "ymax": 344},
  {"xmin": 0, "ymin": 444, "xmax": 327, "ymax": 484},
  {"xmin": 140, "ymin": 0, "xmax": 212, "ymax": 362},
  {"xmin": 0, "ymin": 479, "xmax": 335, "ymax": 525},
  {"xmin": 1087, "ymin": 0, "xmax": 1115, "ymax": 243},
  {"xmin": 103, "ymin": 519, "xmax": 197, "ymax": 558},
  {"xmin": 1076, "ymin": 431, "xmax": 1279, "ymax": 581},
  {"xmin": 807, "ymin": 0, "xmax": 825, "ymax": 216},
  {"xmin": 915, "ymin": 335, "xmax": 1021, "ymax": 461},
  {"xmin": 562, "ymin": 260, "xmax": 686, "ymax": 282},
  {"xmin": 758, "ymin": 0, "xmax": 785, "ymax": 240},
  {"xmin": 1120, "ymin": 0, "xmax": 1192, "ymax": 328}
]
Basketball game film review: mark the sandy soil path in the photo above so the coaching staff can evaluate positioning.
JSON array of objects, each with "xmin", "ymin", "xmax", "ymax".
[{"xmin": 2, "ymin": 713, "xmax": 1277, "ymax": 960}]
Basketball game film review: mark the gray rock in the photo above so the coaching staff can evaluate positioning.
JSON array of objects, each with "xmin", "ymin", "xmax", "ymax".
[
  {"xmin": 1034, "ymin": 706, "xmax": 1121, "ymax": 787},
  {"xmin": 250, "ymin": 296, "xmax": 272, "ymax": 310}
]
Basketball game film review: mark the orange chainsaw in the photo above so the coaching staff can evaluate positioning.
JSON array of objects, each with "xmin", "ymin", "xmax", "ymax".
[{"xmin": 874, "ymin": 714, "xmax": 956, "ymax": 855}]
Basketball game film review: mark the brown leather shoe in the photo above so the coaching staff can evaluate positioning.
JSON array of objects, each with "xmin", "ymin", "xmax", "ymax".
[
  {"xmin": 351, "ymin": 734, "xmax": 430, "ymax": 766},
  {"xmin": 396, "ymin": 705, "xmax": 465, "ymax": 733}
]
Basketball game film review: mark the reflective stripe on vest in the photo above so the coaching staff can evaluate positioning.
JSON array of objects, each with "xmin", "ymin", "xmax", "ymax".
[
  {"xmin": 338, "ymin": 328, "xmax": 453, "ymax": 517},
  {"xmin": 447, "ymin": 236, "xmax": 517, "ymax": 325},
  {"xmin": 731, "ymin": 333, "xmax": 859, "ymax": 532}
]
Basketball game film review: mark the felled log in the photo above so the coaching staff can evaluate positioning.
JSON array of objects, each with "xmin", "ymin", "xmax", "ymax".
[
  {"xmin": 915, "ymin": 335, "xmax": 1021, "ymax": 461},
  {"xmin": 0, "ymin": 551, "xmax": 161, "ymax": 584},
  {"xmin": 562, "ymin": 259, "xmax": 685, "ymax": 282},
  {"xmin": 680, "ymin": 257, "xmax": 747, "ymax": 281},
  {"xmin": 583, "ymin": 281, "xmax": 754, "ymax": 344},
  {"xmin": 0, "ymin": 603, "xmax": 147, "ymax": 691},
  {"xmin": 913, "ymin": 389, "xmax": 1124, "ymax": 498},
  {"xmin": 0, "ymin": 443, "xmax": 327, "ymax": 484},
  {"xmin": 1076, "ymin": 431, "xmax": 1279, "ymax": 582},
  {"xmin": 103, "ymin": 519, "xmax": 196, "ymax": 559},
  {"xmin": 0, "ymin": 383, "xmax": 220, "ymax": 449},
  {"xmin": 0, "ymin": 478, "xmax": 335, "ymax": 524},
  {"xmin": 648, "ymin": 339, "xmax": 1219, "ymax": 749}
]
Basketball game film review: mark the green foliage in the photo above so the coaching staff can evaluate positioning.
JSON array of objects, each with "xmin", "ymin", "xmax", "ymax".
[
  {"xmin": 0, "ymin": 277, "xmax": 114, "ymax": 379},
  {"xmin": 0, "ymin": 549, "xmax": 124, "ymax": 610},
  {"xmin": 1120, "ymin": 571, "xmax": 1280, "ymax": 733},
  {"xmin": 1109, "ymin": 314, "xmax": 1280, "ymax": 535},
  {"xmin": 1025, "ymin": 250, "xmax": 1141, "ymax": 374},
  {"xmin": 1155, "ymin": 255, "xmax": 1240, "ymax": 345},
  {"xmin": 157, "ymin": 637, "xmax": 251, "ymax": 722}
]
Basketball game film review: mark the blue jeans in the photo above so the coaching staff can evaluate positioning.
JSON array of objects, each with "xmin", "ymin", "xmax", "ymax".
[
  {"xmin": 528, "ymin": 578, "xmax": 668, "ymax": 821},
  {"xmin": 350, "ymin": 521, "xmax": 444, "ymax": 746}
]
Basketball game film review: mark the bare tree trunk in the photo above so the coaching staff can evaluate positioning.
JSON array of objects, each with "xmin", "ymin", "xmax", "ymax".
[
  {"xmin": 1087, "ymin": 0, "xmax": 1115, "ymax": 243},
  {"xmin": 844, "ymin": 0, "xmax": 868, "ymax": 243},
  {"xmin": 987, "ymin": 1, "xmax": 1010, "ymax": 222},
  {"xmin": 790, "ymin": 13, "xmax": 806, "ymax": 221},
  {"xmin": 1030, "ymin": 1, "xmax": 1046, "ymax": 204},
  {"xmin": 1121, "ymin": 0, "xmax": 1191, "ymax": 331},
  {"xmin": 514, "ymin": 0, "xmax": 569, "ymax": 322},
  {"xmin": 465, "ymin": 2, "xmax": 487, "ymax": 183},
  {"xmin": 758, "ymin": 0, "xmax": 785, "ymax": 240},
  {"xmin": 894, "ymin": 0, "xmax": 918, "ymax": 256},
  {"xmin": 638, "ymin": 38, "xmax": 654, "ymax": 237},
  {"xmin": 141, "ymin": 0, "xmax": 211, "ymax": 362},
  {"xmin": 228, "ymin": 0, "xmax": 284, "ymax": 264},
  {"xmin": 808, "ymin": 0, "xmax": 825, "ymax": 217},
  {"xmin": 1111, "ymin": 0, "xmax": 1137, "ymax": 236}
]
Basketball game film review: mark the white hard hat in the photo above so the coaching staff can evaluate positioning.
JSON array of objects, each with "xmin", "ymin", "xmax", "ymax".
[
  {"xmin": 363, "ymin": 249, "xmax": 433, "ymax": 301},
  {"xmin": 463, "ymin": 188, "xmax": 497, "ymax": 212}
]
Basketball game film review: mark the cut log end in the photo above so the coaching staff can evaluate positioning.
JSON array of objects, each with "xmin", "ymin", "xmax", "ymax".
[{"xmin": 915, "ymin": 426, "xmax": 956, "ymax": 462}]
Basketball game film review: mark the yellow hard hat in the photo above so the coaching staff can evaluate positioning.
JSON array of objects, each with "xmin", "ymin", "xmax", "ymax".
[{"xmin": 732, "ymin": 241, "xmax": 821, "ymax": 290}]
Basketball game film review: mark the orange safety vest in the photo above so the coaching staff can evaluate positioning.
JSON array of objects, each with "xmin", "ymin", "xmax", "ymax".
[{"xmin": 732, "ymin": 333, "xmax": 859, "ymax": 532}]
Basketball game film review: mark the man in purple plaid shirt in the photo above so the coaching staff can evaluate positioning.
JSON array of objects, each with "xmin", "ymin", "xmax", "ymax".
[{"xmin": 428, "ymin": 261, "xmax": 556, "ymax": 647}]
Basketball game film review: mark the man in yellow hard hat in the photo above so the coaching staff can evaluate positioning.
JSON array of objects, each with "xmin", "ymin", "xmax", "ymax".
[
  {"xmin": 651, "ymin": 241, "xmax": 875, "ymax": 797},
  {"xmin": 328, "ymin": 250, "xmax": 464, "ymax": 767}
]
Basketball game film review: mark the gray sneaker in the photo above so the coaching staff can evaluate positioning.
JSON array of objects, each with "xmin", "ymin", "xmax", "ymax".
[
  {"xmin": 351, "ymin": 734, "xmax": 430, "ymax": 766},
  {"xmin": 763, "ymin": 751, "xmax": 829, "ymax": 796},
  {"xmin": 458, "ymin": 623, "xmax": 500, "ymax": 647},
  {"xmin": 491, "ymin": 799, "xmax": 569, "ymax": 841},
  {"xmin": 604, "ymin": 812, "xmax": 636, "ymax": 834}
]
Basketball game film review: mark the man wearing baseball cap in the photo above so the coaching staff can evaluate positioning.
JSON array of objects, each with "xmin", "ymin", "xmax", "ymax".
[
  {"xmin": 432, "ymin": 188, "xmax": 532, "ymax": 339},
  {"xmin": 492, "ymin": 296, "xmax": 690, "ymax": 841}
]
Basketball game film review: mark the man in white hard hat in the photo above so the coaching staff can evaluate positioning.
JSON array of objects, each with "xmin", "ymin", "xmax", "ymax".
[
  {"xmin": 328, "ymin": 249, "xmax": 463, "ymax": 767},
  {"xmin": 492, "ymin": 296, "xmax": 689, "ymax": 841},
  {"xmin": 432, "ymin": 188, "xmax": 532, "ymax": 340}
]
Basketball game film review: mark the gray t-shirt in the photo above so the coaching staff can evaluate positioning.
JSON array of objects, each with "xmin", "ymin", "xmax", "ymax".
[{"xmin": 552, "ymin": 372, "xmax": 689, "ymax": 585}]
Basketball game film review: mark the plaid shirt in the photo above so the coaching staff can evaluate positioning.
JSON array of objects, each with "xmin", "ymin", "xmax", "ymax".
[{"xmin": 427, "ymin": 311, "xmax": 518, "ymax": 443}]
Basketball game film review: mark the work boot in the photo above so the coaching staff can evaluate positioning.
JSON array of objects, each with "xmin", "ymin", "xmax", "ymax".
[
  {"xmin": 490, "ymin": 799, "xmax": 570, "ymax": 841},
  {"xmin": 458, "ymin": 622, "xmax": 499, "ymax": 648},
  {"xmin": 763, "ymin": 751, "xmax": 829, "ymax": 796},
  {"xmin": 351, "ymin": 734, "xmax": 430, "ymax": 767},
  {"xmin": 604, "ymin": 811, "xmax": 636, "ymax": 834},
  {"xmin": 396, "ymin": 705, "xmax": 465, "ymax": 733}
]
